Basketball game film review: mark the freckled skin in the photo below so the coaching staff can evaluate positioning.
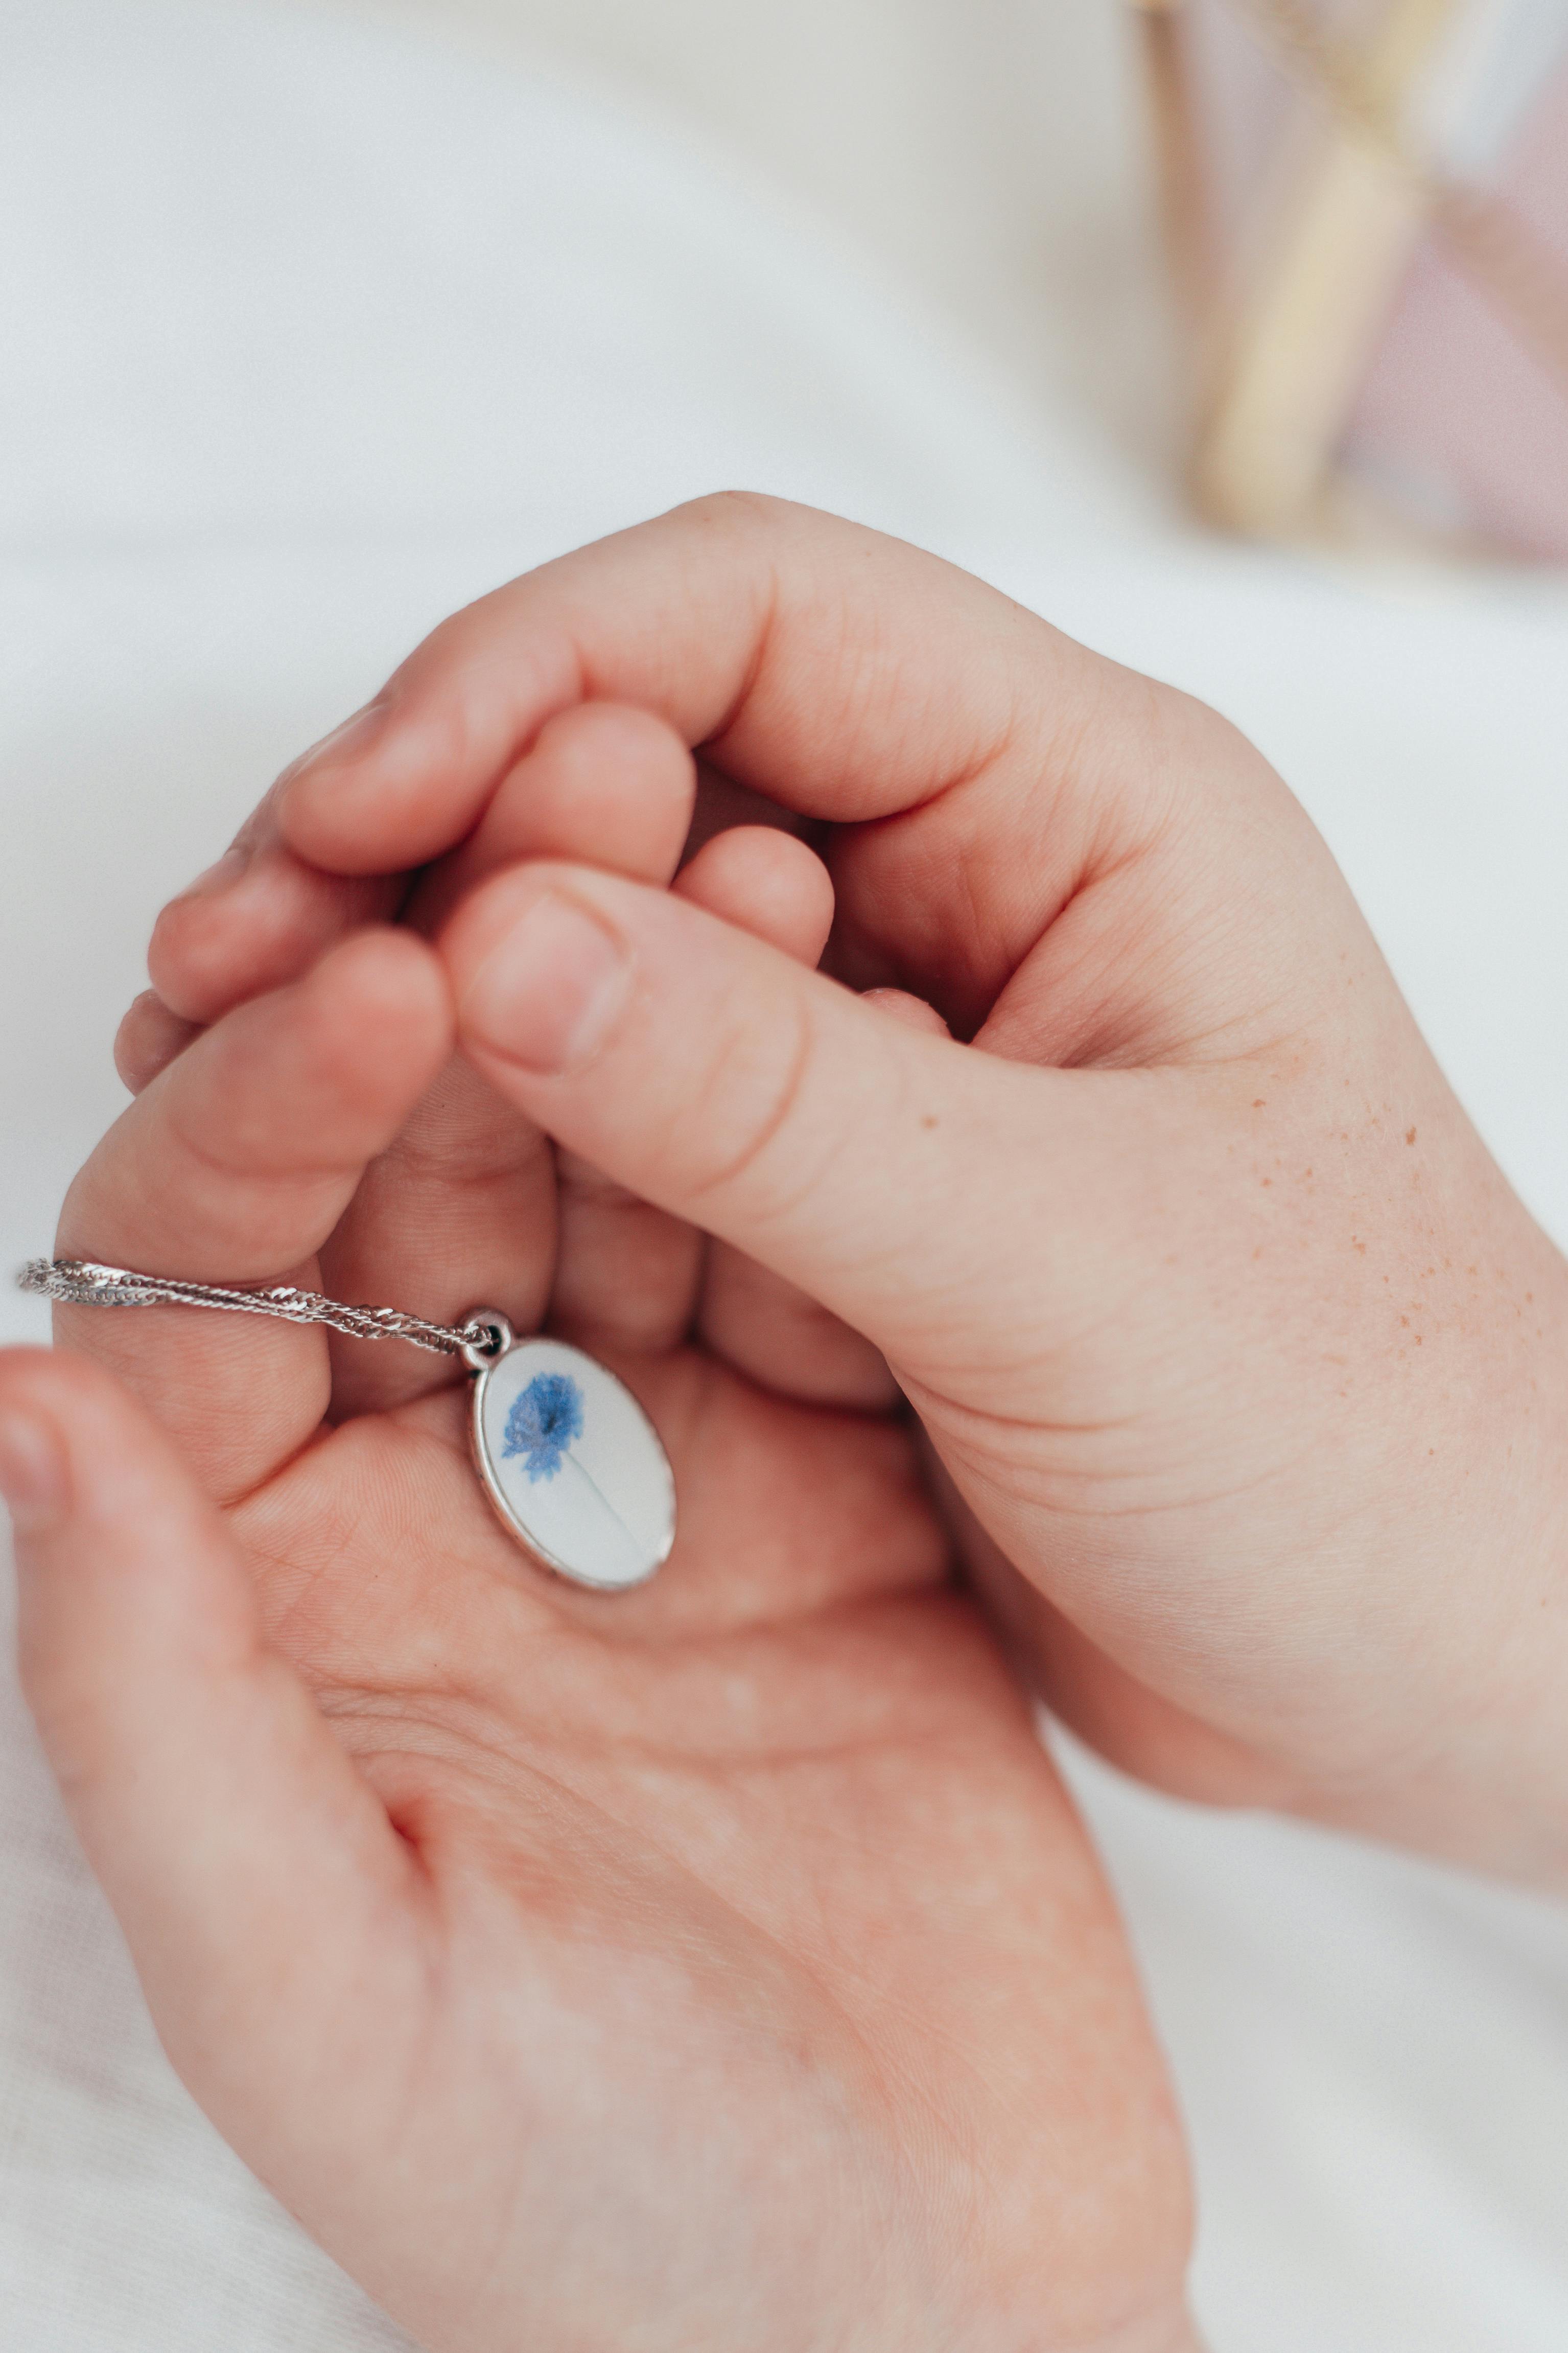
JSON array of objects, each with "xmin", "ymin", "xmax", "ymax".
[
  {"xmin": 96, "ymin": 497, "xmax": 1568, "ymax": 1890},
  {"xmin": 8, "ymin": 643, "xmax": 1203, "ymax": 2353},
  {"xmin": 18, "ymin": 494, "xmax": 1566, "ymax": 2349},
  {"xmin": 373, "ymin": 499, "xmax": 1568, "ymax": 1893}
]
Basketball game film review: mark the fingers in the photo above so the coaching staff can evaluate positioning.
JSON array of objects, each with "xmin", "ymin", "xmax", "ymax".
[
  {"xmin": 550, "ymin": 827, "xmax": 837, "ymax": 1364},
  {"xmin": 860, "ymin": 987, "xmax": 951, "ymax": 1039},
  {"xmin": 407, "ymin": 701, "xmax": 698, "ymax": 937},
  {"xmin": 273, "ymin": 501, "xmax": 1121, "ymax": 958},
  {"xmin": 119, "ymin": 843, "xmax": 840, "ymax": 1124},
  {"xmin": 245, "ymin": 495, "xmax": 1320, "ymax": 1088},
  {"xmin": 548, "ymin": 1146, "xmax": 706, "ymax": 1359},
  {"xmin": 315, "ymin": 706, "xmax": 704, "ymax": 1415},
  {"xmin": 270, "ymin": 491, "xmax": 1252, "ymax": 1053},
  {"xmin": 542, "ymin": 811, "xmax": 845, "ymax": 1371},
  {"xmin": 149, "ymin": 797, "xmax": 400, "ymax": 1026},
  {"xmin": 114, "ymin": 989, "xmax": 201, "ymax": 1095},
  {"xmin": 313, "ymin": 1058, "xmax": 560, "ymax": 1421},
  {"xmin": 696, "ymin": 1249, "xmax": 900, "ymax": 1411},
  {"xmin": 674, "ymin": 826, "xmax": 835, "ymax": 964},
  {"xmin": 129, "ymin": 699, "xmax": 853, "ymax": 1429},
  {"xmin": 0, "ymin": 1349, "xmax": 430, "ymax": 2169},
  {"xmin": 440, "ymin": 861, "xmax": 1148, "ymax": 1388},
  {"xmin": 145, "ymin": 703, "xmax": 700, "ymax": 1049},
  {"xmin": 676, "ymin": 829, "xmax": 897, "ymax": 1402},
  {"xmin": 139, "ymin": 770, "xmax": 403, "ymax": 1108},
  {"xmin": 58, "ymin": 929, "xmax": 454, "ymax": 1496}
]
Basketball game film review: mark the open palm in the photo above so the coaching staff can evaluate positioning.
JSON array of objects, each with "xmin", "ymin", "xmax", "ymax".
[{"xmin": 10, "ymin": 713, "xmax": 1192, "ymax": 2353}]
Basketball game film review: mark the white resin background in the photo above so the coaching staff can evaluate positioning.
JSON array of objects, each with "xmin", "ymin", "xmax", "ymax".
[{"xmin": 3, "ymin": 4, "xmax": 1568, "ymax": 2348}]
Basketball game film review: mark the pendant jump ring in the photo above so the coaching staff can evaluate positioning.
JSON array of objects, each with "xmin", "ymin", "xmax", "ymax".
[{"xmin": 459, "ymin": 1308, "xmax": 514, "ymax": 1373}]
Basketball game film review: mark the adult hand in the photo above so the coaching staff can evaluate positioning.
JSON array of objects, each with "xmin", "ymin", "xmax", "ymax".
[
  {"xmin": 0, "ymin": 703, "xmax": 1194, "ymax": 2353},
  {"xmin": 255, "ymin": 494, "xmax": 1568, "ymax": 1886}
]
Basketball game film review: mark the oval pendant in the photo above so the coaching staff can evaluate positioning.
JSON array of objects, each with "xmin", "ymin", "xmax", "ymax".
[{"xmin": 467, "ymin": 1326, "xmax": 675, "ymax": 1592}]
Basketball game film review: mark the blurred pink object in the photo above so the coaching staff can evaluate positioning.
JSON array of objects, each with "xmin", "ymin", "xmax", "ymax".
[{"xmin": 1138, "ymin": 0, "xmax": 1568, "ymax": 560}]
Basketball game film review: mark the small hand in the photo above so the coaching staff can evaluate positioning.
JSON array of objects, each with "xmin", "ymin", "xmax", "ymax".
[
  {"xmin": 254, "ymin": 494, "xmax": 1568, "ymax": 1886},
  {"xmin": 0, "ymin": 696, "xmax": 1194, "ymax": 2353}
]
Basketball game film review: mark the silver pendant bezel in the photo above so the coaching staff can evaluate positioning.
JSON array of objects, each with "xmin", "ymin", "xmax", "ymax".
[{"xmin": 463, "ymin": 1315, "xmax": 675, "ymax": 1593}]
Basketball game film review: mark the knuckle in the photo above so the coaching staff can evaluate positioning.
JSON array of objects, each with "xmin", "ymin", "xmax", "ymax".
[
  {"xmin": 682, "ymin": 994, "xmax": 820, "ymax": 1216},
  {"xmin": 680, "ymin": 487, "xmax": 790, "ymax": 537}
]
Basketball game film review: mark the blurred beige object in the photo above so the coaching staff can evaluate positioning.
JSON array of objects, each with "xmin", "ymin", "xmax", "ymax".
[
  {"xmin": 1138, "ymin": 0, "xmax": 1568, "ymax": 555},
  {"xmin": 1195, "ymin": 0, "xmax": 1454, "ymax": 532}
]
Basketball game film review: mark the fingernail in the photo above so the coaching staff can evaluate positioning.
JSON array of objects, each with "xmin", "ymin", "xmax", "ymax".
[
  {"xmin": 0, "ymin": 1410, "xmax": 68, "ymax": 1539},
  {"xmin": 284, "ymin": 700, "xmax": 389, "ymax": 785},
  {"xmin": 179, "ymin": 844, "xmax": 249, "ymax": 901},
  {"xmin": 461, "ymin": 892, "xmax": 630, "ymax": 1073}
]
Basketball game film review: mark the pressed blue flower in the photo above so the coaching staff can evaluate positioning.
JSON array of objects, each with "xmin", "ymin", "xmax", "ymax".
[{"xmin": 502, "ymin": 1371, "xmax": 586, "ymax": 1483}]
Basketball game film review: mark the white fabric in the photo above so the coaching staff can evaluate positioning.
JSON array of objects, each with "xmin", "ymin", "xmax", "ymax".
[{"xmin": 3, "ymin": 4, "xmax": 1568, "ymax": 2347}]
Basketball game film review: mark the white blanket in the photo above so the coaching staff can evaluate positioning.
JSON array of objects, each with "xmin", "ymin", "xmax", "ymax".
[{"xmin": 4, "ymin": 5, "xmax": 1567, "ymax": 2346}]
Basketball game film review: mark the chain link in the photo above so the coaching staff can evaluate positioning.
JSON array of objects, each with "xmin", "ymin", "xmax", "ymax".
[{"xmin": 17, "ymin": 1258, "xmax": 498, "ymax": 1359}]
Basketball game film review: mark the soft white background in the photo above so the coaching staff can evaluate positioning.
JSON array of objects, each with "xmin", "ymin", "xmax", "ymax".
[
  {"xmin": 3, "ymin": 3, "xmax": 1568, "ymax": 2347},
  {"xmin": 331, "ymin": 0, "xmax": 1175, "ymax": 471}
]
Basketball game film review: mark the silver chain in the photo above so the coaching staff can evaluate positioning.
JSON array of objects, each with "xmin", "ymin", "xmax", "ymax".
[{"xmin": 17, "ymin": 1258, "xmax": 506, "ymax": 1362}]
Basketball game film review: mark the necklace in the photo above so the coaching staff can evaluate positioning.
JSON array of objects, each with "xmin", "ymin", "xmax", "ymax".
[{"xmin": 17, "ymin": 1259, "xmax": 675, "ymax": 1594}]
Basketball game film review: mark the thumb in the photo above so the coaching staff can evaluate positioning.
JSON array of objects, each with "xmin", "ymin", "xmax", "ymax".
[
  {"xmin": 442, "ymin": 860, "xmax": 1162, "ymax": 1380},
  {"xmin": 0, "ymin": 1348, "xmax": 429, "ymax": 2173}
]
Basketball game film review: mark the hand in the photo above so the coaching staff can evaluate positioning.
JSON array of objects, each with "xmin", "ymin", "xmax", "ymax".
[
  {"xmin": 238, "ymin": 493, "xmax": 1568, "ymax": 1886},
  {"xmin": 0, "ymin": 702, "xmax": 1195, "ymax": 2353}
]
